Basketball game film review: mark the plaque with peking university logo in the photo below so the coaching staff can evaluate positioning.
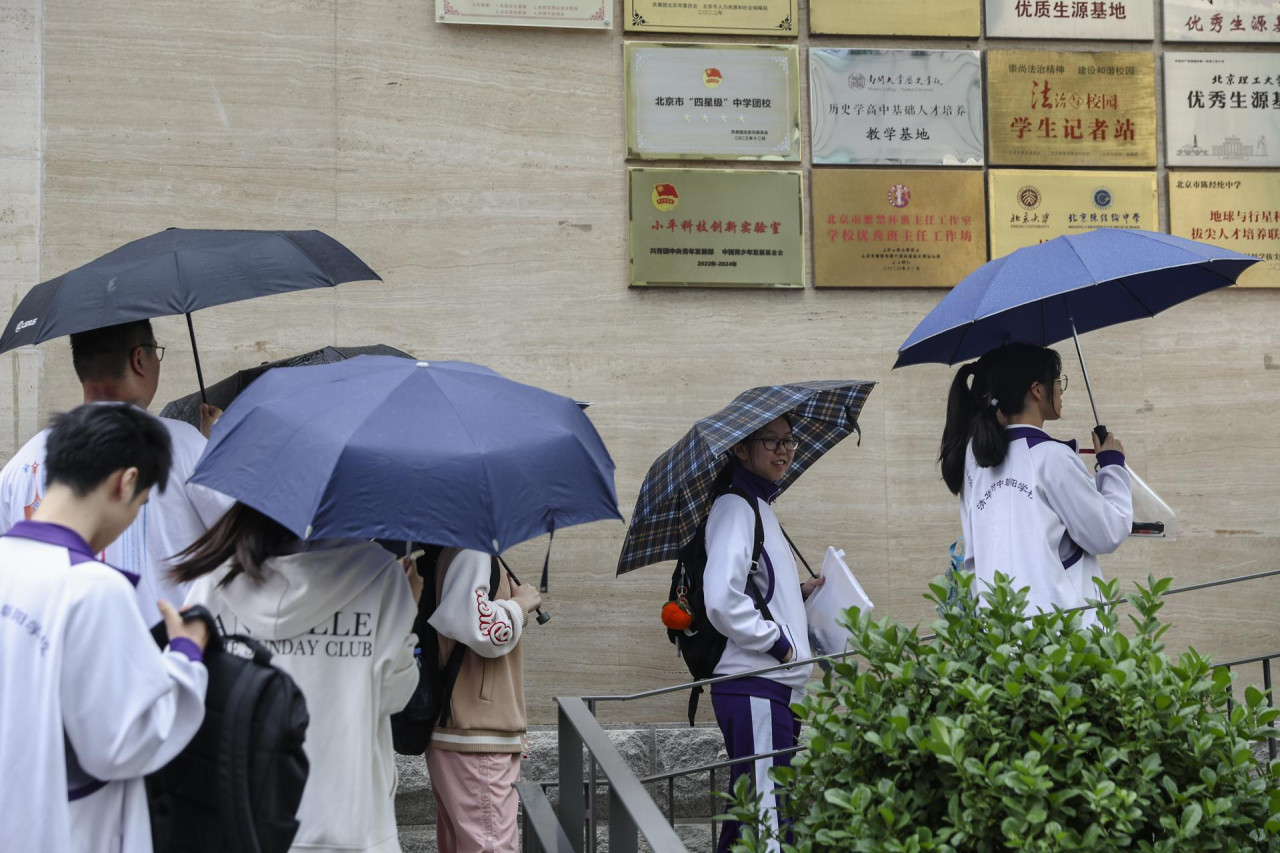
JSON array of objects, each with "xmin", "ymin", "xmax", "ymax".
[
  {"xmin": 628, "ymin": 168, "xmax": 804, "ymax": 287},
  {"xmin": 987, "ymin": 169, "xmax": 1157, "ymax": 257},
  {"xmin": 812, "ymin": 169, "xmax": 986, "ymax": 287},
  {"xmin": 810, "ymin": 49, "xmax": 983, "ymax": 166},
  {"xmin": 987, "ymin": 50, "xmax": 1157, "ymax": 166},
  {"xmin": 625, "ymin": 43, "xmax": 801, "ymax": 161}
]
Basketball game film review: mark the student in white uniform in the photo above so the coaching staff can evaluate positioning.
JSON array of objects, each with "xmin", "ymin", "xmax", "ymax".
[
  {"xmin": 0, "ymin": 320, "xmax": 232, "ymax": 625},
  {"xmin": 704, "ymin": 416, "xmax": 825, "ymax": 853},
  {"xmin": 173, "ymin": 503, "xmax": 419, "ymax": 853},
  {"xmin": 0, "ymin": 404, "xmax": 209, "ymax": 853},
  {"xmin": 939, "ymin": 343, "xmax": 1133, "ymax": 623}
]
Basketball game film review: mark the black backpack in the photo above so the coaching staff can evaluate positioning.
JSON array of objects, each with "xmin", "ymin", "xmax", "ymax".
[
  {"xmin": 667, "ymin": 483, "xmax": 775, "ymax": 726},
  {"xmin": 389, "ymin": 549, "xmax": 501, "ymax": 756},
  {"xmin": 147, "ymin": 606, "xmax": 310, "ymax": 853}
]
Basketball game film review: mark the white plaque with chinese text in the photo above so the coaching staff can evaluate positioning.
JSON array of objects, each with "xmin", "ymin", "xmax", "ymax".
[
  {"xmin": 809, "ymin": 49, "xmax": 983, "ymax": 166},
  {"xmin": 1165, "ymin": 1, "xmax": 1280, "ymax": 42},
  {"xmin": 1165, "ymin": 53, "xmax": 1280, "ymax": 167},
  {"xmin": 986, "ymin": 0, "xmax": 1154, "ymax": 39},
  {"xmin": 626, "ymin": 43, "xmax": 801, "ymax": 161},
  {"xmin": 437, "ymin": 0, "xmax": 610, "ymax": 28}
]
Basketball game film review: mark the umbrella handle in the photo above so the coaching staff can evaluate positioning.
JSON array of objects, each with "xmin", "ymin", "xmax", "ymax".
[
  {"xmin": 496, "ymin": 557, "xmax": 551, "ymax": 625},
  {"xmin": 1093, "ymin": 424, "xmax": 1108, "ymax": 444}
]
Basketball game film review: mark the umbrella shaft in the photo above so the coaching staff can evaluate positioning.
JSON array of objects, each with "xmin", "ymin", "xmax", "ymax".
[
  {"xmin": 1068, "ymin": 315, "xmax": 1101, "ymax": 427},
  {"xmin": 186, "ymin": 312, "xmax": 208, "ymax": 405}
]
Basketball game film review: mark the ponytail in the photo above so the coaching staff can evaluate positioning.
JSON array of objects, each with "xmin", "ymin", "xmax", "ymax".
[{"xmin": 938, "ymin": 343, "xmax": 1062, "ymax": 495}]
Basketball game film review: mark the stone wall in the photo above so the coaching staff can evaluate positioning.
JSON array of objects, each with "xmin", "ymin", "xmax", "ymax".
[{"xmin": 1, "ymin": 0, "xmax": 1278, "ymax": 725}]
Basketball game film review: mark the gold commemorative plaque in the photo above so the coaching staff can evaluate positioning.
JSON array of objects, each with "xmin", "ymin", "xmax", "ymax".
[
  {"xmin": 987, "ymin": 50, "xmax": 1157, "ymax": 167},
  {"xmin": 628, "ymin": 168, "xmax": 804, "ymax": 288},
  {"xmin": 436, "ymin": 0, "xmax": 610, "ymax": 28},
  {"xmin": 625, "ymin": 43, "xmax": 801, "ymax": 161},
  {"xmin": 624, "ymin": 0, "xmax": 797, "ymax": 35},
  {"xmin": 813, "ymin": 169, "xmax": 986, "ymax": 288},
  {"xmin": 988, "ymin": 169, "xmax": 1157, "ymax": 258},
  {"xmin": 1169, "ymin": 172, "xmax": 1280, "ymax": 288},
  {"xmin": 810, "ymin": 0, "xmax": 979, "ymax": 36}
]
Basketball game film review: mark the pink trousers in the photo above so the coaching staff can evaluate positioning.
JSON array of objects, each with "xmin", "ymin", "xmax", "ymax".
[{"xmin": 426, "ymin": 748, "xmax": 521, "ymax": 853}]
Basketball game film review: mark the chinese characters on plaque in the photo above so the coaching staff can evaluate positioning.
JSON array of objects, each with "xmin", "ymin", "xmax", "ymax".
[
  {"xmin": 987, "ymin": 50, "xmax": 1157, "ymax": 166},
  {"xmin": 624, "ymin": 0, "xmax": 797, "ymax": 35},
  {"xmin": 987, "ymin": 169, "xmax": 1157, "ymax": 257},
  {"xmin": 436, "ymin": 0, "xmax": 610, "ymax": 28},
  {"xmin": 986, "ymin": 0, "xmax": 1154, "ymax": 39},
  {"xmin": 1165, "ymin": 53, "xmax": 1280, "ymax": 167},
  {"xmin": 1165, "ymin": 0, "xmax": 1280, "ymax": 42},
  {"xmin": 809, "ymin": 0, "xmax": 979, "ymax": 36},
  {"xmin": 625, "ymin": 43, "xmax": 801, "ymax": 161},
  {"xmin": 628, "ymin": 168, "xmax": 804, "ymax": 287},
  {"xmin": 809, "ymin": 49, "xmax": 983, "ymax": 166},
  {"xmin": 812, "ymin": 169, "xmax": 986, "ymax": 287},
  {"xmin": 1169, "ymin": 172, "xmax": 1280, "ymax": 287}
]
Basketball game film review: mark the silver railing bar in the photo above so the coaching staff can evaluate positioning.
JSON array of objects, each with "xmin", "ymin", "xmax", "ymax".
[
  {"xmin": 516, "ymin": 781, "xmax": 576, "ymax": 853},
  {"xmin": 640, "ymin": 745, "xmax": 803, "ymax": 785},
  {"xmin": 584, "ymin": 567, "xmax": 1280, "ymax": 703},
  {"xmin": 557, "ymin": 697, "xmax": 686, "ymax": 853}
]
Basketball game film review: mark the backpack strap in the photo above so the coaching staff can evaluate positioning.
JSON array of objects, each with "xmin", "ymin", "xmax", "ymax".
[{"xmin": 435, "ymin": 556, "xmax": 502, "ymax": 730}]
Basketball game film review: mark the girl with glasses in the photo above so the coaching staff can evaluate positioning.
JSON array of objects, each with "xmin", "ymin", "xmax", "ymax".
[{"xmin": 938, "ymin": 343, "xmax": 1132, "ymax": 625}]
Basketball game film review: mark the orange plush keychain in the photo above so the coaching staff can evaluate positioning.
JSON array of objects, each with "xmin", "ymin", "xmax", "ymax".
[{"xmin": 661, "ymin": 586, "xmax": 694, "ymax": 631}]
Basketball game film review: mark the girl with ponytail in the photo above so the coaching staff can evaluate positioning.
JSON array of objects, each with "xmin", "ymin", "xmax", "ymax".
[{"xmin": 938, "ymin": 343, "xmax": 1133, "ymax": 623}]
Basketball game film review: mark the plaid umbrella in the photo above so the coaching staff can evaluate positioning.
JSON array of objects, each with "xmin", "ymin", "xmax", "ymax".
[{"xmin": 616, "ymin": 380, "xmax": 875, "ymax": 575}]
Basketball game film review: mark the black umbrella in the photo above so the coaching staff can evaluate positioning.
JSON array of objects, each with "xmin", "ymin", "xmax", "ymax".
[
  {"xmin": 158, "ymin": 344, "xmax": 413, "ymax": 428},
  {"xmin": 0, "ymin": 228, "xmax": 380, "ymax": 401}
]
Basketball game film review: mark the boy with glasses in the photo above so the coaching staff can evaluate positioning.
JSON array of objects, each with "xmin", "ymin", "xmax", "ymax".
[
  {"xmin": 0, "ymin": 320, "xmax": 231, "ymax": 624},
  {"xmin": 703, "ymin": 416, "xmax": 824, "ymax": 853}
]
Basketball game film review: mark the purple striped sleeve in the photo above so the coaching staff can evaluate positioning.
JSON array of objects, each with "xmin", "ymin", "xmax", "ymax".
[
  {"xmin": 766, "ymin": 630, "xmax": 792, "ymax": 663},
  {"xmin": 168, "ymin": 638, "xmax": 204, "ymax": 664},
  {"xmin": 1096, "ymin": 450, "xmax": 1125, "ymax": 469}
]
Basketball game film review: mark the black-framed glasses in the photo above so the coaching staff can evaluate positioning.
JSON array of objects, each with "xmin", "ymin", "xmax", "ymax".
[
  {"xmin": 139, "ymin": 343, "xmax": 165, "ymax": 362},
  {"xmin": 752, "ymin": 436, "xmax": 798, "ymax": 452}
]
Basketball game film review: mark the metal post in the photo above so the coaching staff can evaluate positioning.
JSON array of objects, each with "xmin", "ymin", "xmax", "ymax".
[
  {"xmin": 709, "ymin": 766, "xmax": 717, "ymax": 849},
  {"xmin": 668, "ymin": 777, "xmax": 676, "ymax": 829},
  {"xmin": 587, "ymin": 699, "xmax": 598, "ymax": 853},
  {"xmin": 1265, "ymin": 659, "xmax": 1277, "ymax": 761},
  {"xmin": 559, "ymin": 704, "xmax": 586, "ymax": 853},
  {"xmin": 610, "ymin": 804, "xmax": 639, "ymax": 853}
]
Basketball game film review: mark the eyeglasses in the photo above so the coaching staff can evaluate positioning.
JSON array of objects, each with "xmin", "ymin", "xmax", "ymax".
[
  {"xmin": 752, "ymin": 436, "xmax": 798, "ymax": 452},
  {"xmin": 139, "ymin": 343, "xmax": 166, "ymax": 362},
  {"xmin": 1056, "ymin": 374, "xmax": 1068, "ymax": 392}
]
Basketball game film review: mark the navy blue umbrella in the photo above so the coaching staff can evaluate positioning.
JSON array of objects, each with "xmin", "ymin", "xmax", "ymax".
[
  {"xmin": 0, "ymin": 229, "xmax": 380, "ymax": 401},
  {"xmin": 894, "ymin": 229, "xmax": 1259, "ymax": 438},
  {"xmin": 189, "ymin": 356, "xmax": 621, "ymax": 556}
]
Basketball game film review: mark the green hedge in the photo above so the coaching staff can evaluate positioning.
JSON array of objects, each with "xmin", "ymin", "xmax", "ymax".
[{"xmin": 727, "ymin": 572, "xmax": 1280, "ymax": 852}]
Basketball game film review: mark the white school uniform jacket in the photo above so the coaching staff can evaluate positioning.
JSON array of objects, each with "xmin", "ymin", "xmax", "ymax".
[
  {"xmin": 703, "ymin": 468, "xmax": 812, "ymax": 705},
  {"xmin": 186, "ymin": 539, "xmax": 418, "ymax": 853},
  {"xmin": 0, "ymin": 521, "xmax": 207, "ymax": 853},
  {"xmin": 0, "ymin": 408, "xmax": 233, "ymax": 625},
  {"xmin": 960, "ymin": 425, "xmax": 1133, "ymax": 623}
]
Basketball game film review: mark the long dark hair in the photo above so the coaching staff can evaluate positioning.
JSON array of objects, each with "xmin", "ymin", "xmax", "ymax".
[
  {"xmin": 170, "ymin": 502, "xmax": 296, "ymax": 587},
  {"xmin": 939, "ymin": 343, "xmax": 1062, "ymax": 495}
]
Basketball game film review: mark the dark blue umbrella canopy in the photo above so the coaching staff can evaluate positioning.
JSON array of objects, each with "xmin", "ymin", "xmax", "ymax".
[
  {"xmin": 190, "ymin": 356, "xmax": 621, "ymax": 553},
  {"xmin": 0, "ymin": 229, "xmax": 379, "ymax": 352},
  {"xmin": 895, "ymin": 229, "xmax": 1259, "ymax": 368}
]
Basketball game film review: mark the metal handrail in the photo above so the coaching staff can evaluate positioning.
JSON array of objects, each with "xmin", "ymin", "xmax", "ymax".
[
  {"xmin": 517, "ymin": 782, "xmax": 576, "ymax": 853},
  {"xmin": 584, "ymin": 567, "xmax": 1280, "ymax": 704},
  {"xmin": 518, "ymin": 568, "xmax": 1280, "ymax": 853}
]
